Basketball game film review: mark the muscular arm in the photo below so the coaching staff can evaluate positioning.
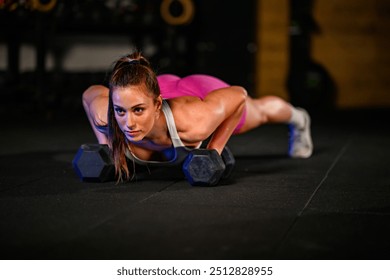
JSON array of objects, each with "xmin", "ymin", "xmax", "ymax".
[
  {"xmin": 173, "ymin": 86, "xmax": 247, "ymax": 154},
  {"xmin": 82, "ymin": 85, "xmax": 110, "ymax": 145},
  {"xmin": 204, "ymin": 86, "xmax": 246, "ymax": 154}
]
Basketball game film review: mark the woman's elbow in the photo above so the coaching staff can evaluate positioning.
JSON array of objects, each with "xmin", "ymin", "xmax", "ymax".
[
  {"xmin": 82, "ymin": 85, "xmax": 108, "ymax": 105},
  {"xmin": 231, "ymin": 86, "xmax": 247, "ymax": 106},
  {"xmin": 229, "ymin": 86, "xmax": 247, "ymax": 113}
]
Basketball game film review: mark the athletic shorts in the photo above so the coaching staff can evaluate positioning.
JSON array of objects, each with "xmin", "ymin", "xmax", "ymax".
[{"xmin": 157, "ymin": 74, "xmax": 246, "ymax": 134}]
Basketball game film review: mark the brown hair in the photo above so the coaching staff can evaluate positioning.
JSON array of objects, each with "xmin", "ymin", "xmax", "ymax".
[{"xmin": 107, "ymin": 51, "xmax": 161, "ymax": 182}]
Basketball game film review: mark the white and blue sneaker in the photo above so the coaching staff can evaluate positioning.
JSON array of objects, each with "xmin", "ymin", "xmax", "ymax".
[{"xmin": 288, "ymin": 108, "xmax": 313, "ymax": 158}]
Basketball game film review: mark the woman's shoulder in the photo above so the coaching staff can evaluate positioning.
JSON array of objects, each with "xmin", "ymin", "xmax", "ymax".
[
  {"xmin": 166, "ymin": 97, "xmax": 214, "ymax": 143},
  {"xmin": 166, "ymin": 95, "xmax": 200, "ymax": 106},
  {"xmin": 166, "ymin": 97, "xmax": 201, "ymax": 125}
]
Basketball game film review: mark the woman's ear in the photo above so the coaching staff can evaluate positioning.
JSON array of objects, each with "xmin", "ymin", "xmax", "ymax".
[
  {"xmin": 156, "ymin": 95, "xmax": 163, "ymax": 111},
  {"xmin": 155, "ymin": 96, "xmax": 163, "ymax": 118}
]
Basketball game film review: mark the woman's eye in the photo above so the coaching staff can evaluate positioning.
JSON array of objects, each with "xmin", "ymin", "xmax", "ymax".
[
  {"xmin": 114, "ymin": 108, "xmax": 125, "ymax": 115},
  {"xmin": 134, "ymin": 107, "xmax": 144, "ymax": 114}
]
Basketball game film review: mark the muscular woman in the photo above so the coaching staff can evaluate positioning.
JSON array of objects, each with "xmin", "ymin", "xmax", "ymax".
[{"xmin": 82, "ymin": 52, "xmax": 313, "ymax": 181}]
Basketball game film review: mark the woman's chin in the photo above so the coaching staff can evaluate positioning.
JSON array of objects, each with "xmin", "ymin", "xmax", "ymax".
[{"xmin": 126, "ymin": 135, "xmax": 145, "ymax": 143}]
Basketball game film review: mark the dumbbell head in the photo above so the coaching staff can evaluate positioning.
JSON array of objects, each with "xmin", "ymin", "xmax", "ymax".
[
  {"xmin": 72, "ymin": 144, "xmax": 115, "ymax": 182},
  {"xmin": 221, "ymin": 146, "xmax": 235, "ymax": 180},
  {"xmin": 182, "ymin": 149, "xmax": 226, "ymax": 186}
]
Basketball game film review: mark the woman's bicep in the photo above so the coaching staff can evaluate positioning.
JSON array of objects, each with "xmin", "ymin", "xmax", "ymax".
[
  {"xmin": 202, "ymin": 86, "xmax": 247, "ymax": 120},
  {"xmin": 204, "ymin": 86, "xmax": 246, "ymax": 106},
  {"xmin": 193, "ymin": 86, "xmax": 247, "ymax": 136}
]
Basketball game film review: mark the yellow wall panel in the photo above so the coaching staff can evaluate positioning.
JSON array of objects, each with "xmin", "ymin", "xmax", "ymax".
[
  {"xmin": 312, "ymin": 0, "xmax": 390, "ymax": 108},
  {"xmin": 255, "ymin": 0, "xmax": 289, "ymax": 100}
]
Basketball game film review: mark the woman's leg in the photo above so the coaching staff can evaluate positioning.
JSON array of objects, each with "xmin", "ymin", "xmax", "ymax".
[
  {"xmin": 239, "ymin": 95, "xmax": 313, "ymax": 158},
  {"xmin": 82, "ymin": 85, "xmax": 110, "ymax": 144},
  {"xmin": 238, "ymin": 96, "xmax": 294, "ymax": 131}
]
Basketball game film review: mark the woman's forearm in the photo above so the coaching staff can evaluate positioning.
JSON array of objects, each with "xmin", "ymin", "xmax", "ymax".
[
  {"xmin": 206, "ymin": 102, "xmax": 245, "ymax": 154},
  {"xmin": 206, "ymin": 87, "xmax": 246, "ymax": 154}
]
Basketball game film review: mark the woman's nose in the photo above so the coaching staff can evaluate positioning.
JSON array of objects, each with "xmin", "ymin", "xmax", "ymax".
[{"xmin": 126, "ymin": 114, "xmax": 135, "ymax": 129}]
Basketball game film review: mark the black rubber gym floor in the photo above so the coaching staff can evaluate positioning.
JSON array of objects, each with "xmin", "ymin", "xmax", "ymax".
[{"xmin": 0, "ymin": 109, "xmax": 389, "ymax": 260}]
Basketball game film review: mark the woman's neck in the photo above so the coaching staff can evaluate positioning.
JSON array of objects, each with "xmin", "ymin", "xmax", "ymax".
[{"xmin": 131, "ymin": 110, "xmax": 172, "ymax": 150}]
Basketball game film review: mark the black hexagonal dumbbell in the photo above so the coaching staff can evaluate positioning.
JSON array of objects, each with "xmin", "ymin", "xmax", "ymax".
[
  {"xmin": 221, "ymin": 146, "xmax": 236, "ymax": 180},
  {"xmin": 72, "ymin": 144, "xmax": 115, "ymax": 182},
  {"xmin": 182, "ymin": 148, "xmax": 234, "ymax": 186},
  {"xmin": 182, "ymin": 149, "xmax": 225, "ymax": 186}
]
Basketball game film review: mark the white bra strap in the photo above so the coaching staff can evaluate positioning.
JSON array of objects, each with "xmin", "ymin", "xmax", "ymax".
[{"xmin": 161, "ymin": 99, "xmax": 185, "ymax": 148}]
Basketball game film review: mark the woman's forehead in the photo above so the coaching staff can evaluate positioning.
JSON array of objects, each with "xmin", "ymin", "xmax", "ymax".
[{"xmin": 112, "ymin": 85, "xmax": 153, "ymax": 105}]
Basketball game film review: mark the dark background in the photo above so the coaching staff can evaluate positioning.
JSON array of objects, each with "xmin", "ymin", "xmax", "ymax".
[
  {"xmin": 0, "ymin": 0, "xmax": 257, "ymax": 121},
  {"xmin": 0, "ymin": 0, "xmax": 390, "ymax": 261},
  {"xmin": 1, "ymin": 0, "xmax": 389, "ymax": 120}
]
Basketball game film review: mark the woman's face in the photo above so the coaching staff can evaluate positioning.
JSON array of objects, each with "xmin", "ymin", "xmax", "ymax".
[{"xmin": 112, "ymin": 85, "xmax": 160, "ymax": 142}]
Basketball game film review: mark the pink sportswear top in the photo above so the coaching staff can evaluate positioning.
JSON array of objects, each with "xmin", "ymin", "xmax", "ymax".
[{"xmin": 157, "ymin": 74, "xmax": 246, "ymax": 134}]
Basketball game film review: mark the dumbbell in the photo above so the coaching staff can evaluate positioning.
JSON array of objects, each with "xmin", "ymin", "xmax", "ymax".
[
  {"xmin": 182, "ymin": 146, "xmax": 236, "ymax": 186},
  {"xmin": 221, "ymin": 146, "xmax": 236, "ymax": 180},
  {"xmin": 73, "ymin": 144, "xmax": 236, "ymax": 185},
  {"xmin": 72, "ymin": 144, "xmax": 115, "ymax": 182}
]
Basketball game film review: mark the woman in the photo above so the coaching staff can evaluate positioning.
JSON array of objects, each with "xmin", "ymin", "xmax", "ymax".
[{"xmin": 82, "ymin": 52, "xmax": 313, "ymax": 181}]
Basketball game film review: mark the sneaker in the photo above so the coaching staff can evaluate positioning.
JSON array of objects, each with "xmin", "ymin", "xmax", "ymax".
[{"xmin": 288, "ymin": 108, "xmax": 313, "ymax": 158}]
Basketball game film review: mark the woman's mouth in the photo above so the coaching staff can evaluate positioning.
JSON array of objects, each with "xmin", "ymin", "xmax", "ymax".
[{"xmin": 125, "ymin": 130, "xmax": 141, "ymax": 137}]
